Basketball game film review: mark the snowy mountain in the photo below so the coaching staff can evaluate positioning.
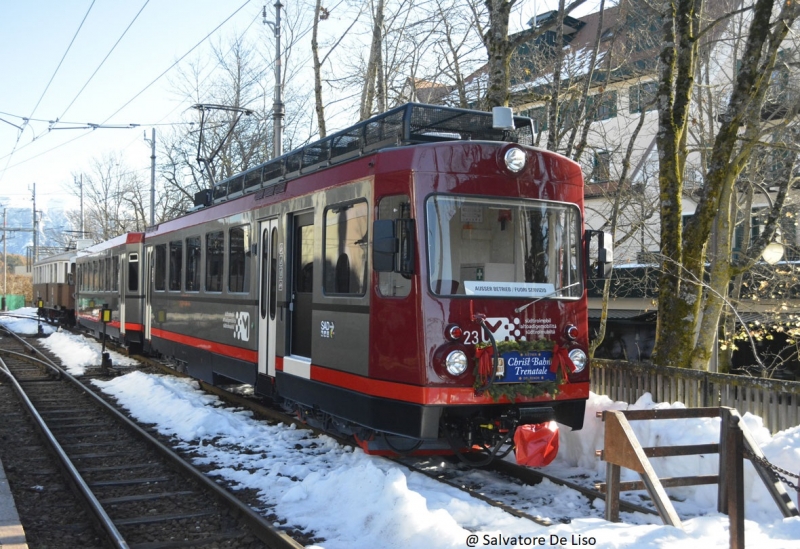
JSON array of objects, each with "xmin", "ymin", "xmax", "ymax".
[{"xmin": 1, "ymin": 207, "xmax": 76, "ymax": 257}]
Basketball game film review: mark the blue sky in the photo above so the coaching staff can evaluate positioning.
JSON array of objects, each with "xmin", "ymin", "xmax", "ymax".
[{"xmin": 0, "ymin": 0, "xmax": 266, "ymax": 210}]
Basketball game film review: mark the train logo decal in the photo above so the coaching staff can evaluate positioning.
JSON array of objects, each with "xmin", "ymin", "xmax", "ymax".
[
  {"xmin": 224, "ymin": 311, "xmax": 251, "ymax": 341},
  {"xmin": 320, "ymin": 320, "xmax": 335, "ymax": 339},
  {"xmin": 483, "ymin": 317, "xmax": 524, "ymax": 342},
  {"xmin": 234, "ymin": 312, "xmax": 250, "ymax": 341},
  {"xmin": 483, "ymin": 317, "xmax": 557, "ymax": 342}
]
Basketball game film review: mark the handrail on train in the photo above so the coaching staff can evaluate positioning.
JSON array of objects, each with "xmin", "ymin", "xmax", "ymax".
[{"xmin": 195, "ymin": 103, "xmax": 536, "ymax": 208}]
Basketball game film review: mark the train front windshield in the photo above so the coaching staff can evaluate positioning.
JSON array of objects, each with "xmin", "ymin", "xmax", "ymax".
[{"xmin": 426, "ymin": 196, "xmax": 583, "ymax": 298}]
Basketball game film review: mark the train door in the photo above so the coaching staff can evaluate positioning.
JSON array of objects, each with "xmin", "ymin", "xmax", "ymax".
[
  {"xmin": 144, "ymin": 245, "xmax": 153, "ymax": 341},
  {"xmin": 119, "ymin": 253, "xmax": 126, "ymax": 338},
  {"xmin": 290, "ymin": 212, "xmax": 314, "ymax": 358},
  {"xmin": 258, "ymin": 219, "xmax": 278, "ymax": 376}
]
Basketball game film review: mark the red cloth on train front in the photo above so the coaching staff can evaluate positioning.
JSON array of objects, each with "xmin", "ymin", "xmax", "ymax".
[{"xmin": 514, "ymin": 421, "xmax": 559, "ymax": 467}]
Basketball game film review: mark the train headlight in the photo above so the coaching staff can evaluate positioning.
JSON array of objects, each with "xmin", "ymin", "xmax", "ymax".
[
  {"xmin": 504, "ymin": 147, "xmax": 526, "ymax": 173},
  {"xmin": 568, "ymin": 349, "xmax": 587, "ymax": 373},
  {"xmin": 445, "ymin": 350, "xmax": 468, "ymax": 376}
]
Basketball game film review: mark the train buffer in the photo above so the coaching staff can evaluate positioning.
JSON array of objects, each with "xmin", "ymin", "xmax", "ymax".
[{"xmin": 594, "ymin": 406, "xmax": 798, "ymax": 549}]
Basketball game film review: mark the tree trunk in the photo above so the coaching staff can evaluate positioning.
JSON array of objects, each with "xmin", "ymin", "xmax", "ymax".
[
  {"xmin": 652, "ymin": 0, "xmax": 699, "ymax": 368},
  {"xmin": 312, "ymin": 0, "xmax": 326, "ymax": 138},
  {"xmin": 360, "ymin": 0, "xmax": 385, "ymax": 120},
  {"xmin": 483, "ymin": 0, "xmax": 514, "ymax": 108},
  {"xmin": 654, "ymin": 0, "xmax": 797, "ymax": 369},
  {"xmin": 546, "ymin": 0, "xmax": 567, "ymax": 152}
]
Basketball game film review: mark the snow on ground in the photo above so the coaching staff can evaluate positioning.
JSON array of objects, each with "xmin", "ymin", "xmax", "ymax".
[
  {"xmin": 39, "ymin": 331, "xmax": 139, "ymax": 375},
  {"xmin": 3, "ymin": 324, "xmax": 799, "ymax": 548},
  {"xmin": 0, "ymin": 307, "xmax": 138, "ymax": 375},
  {"xmin": 0, "ymin": 307, "xmax": 56, "ymax": 336}
]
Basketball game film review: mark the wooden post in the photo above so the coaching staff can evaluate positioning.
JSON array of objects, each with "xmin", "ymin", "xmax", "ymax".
[
  {"xmin": 605, "ymin": 462, "xmax": 621, "ymax": 523},
  {"xmin": 726, "ymin": 414, "xmax": 745, "ymax": 549},
  {"xmin": 718, "ymin": 408, "xmax": 730, "ymax": 514}
]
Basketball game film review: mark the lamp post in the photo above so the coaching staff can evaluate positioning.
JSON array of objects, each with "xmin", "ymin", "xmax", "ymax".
[
  {"xmin": 263, "ymin": 1, "xmax": 284, "ymax": 159},
  {"xmin": 144, "ymin": 129, "xmax": 156, "ymax": 227}
]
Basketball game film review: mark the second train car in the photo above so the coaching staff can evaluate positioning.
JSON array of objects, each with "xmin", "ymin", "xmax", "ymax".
[{"xmin": 76, "ymin": 233, "xmax": 146, "ymax": 351}]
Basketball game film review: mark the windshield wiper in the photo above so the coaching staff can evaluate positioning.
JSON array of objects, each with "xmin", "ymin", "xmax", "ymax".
[{"xmin": 514, "ymin": 281, "xmax": 582, "ymax": 313}]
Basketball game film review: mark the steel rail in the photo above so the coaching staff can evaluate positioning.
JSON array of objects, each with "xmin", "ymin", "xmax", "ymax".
[
  {"xmin": 0, "ymin": 327, "xmax": 62, "ymax": 368},
  {"xmin": 0, "ymin": 350, "xmax": 129, "ymax": 548},
  {"xmin": 0, "ymin": 326, "xmax": 303, "ymax": 549},
  {"xmin": 0, "ymin": 347, "xmax": 62, "ymax": 378}
]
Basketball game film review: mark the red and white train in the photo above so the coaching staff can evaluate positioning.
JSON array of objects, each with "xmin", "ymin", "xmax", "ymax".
[{"xmin": 35, "ymin": 103, "xmax": 611, "ymax": 459}]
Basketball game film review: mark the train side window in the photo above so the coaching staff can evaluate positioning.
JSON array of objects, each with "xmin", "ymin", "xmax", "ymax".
[
  {"xmin": 229, "ymin": 226, "xmax": 250, "ymax": 293},
  {"xmin": 113, "ymin": 256, "xmax": 119, "ymax": 292},
  {"xmin": 295, "ymin": 224, "xmax": 314, "ymax": 293},
  {"xmin": 377, "ymin": 195, "xmax": 412, "ymax": 297},
  {"xmin": 186, "ymin": 236, "xmax": 201, "ymax": 292},
  {"xmin": 155, "ymin": 244, "xmax": 166, "ymax": 291},
  {"xmin": 169, "ymin": 240, "xmax": 183, "ymax": 291},
  {"xmin": 323, "ymin": 201, "xmax": 368, "ymax": 296},
  {"xmin": 107, "ymin": 258, "xmax": 112, "ymax": 291},
  {"xmin": 100, "ymin": 259, "xmax": 107, "ymax": 291},
  {"xmin": 128, "ymin": 253, "xmax": 139, "ymax": 293},
  {"xmin": 270, "ymin": 227, "xmax": 278, "ymax": 319},
  {"xmin": 260, "ymin": 229, "xmax": 269, "ymax": 318},
  {"xmin": 206, "ymin": 231, "xmax": 224, "ymax": 292},
  {"xmin": 93, "ymin": 260, "xmax": 98, "ymax": 291}
]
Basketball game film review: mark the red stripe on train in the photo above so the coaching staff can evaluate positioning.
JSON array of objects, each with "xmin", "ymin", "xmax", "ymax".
[
  {"xmin": 150, "ymin": 328, "xmax": 258, "ymax": 363},
  {"xmin": 147, "ymin": 329, "xmax": 587, "ymax": 406},
  {"xmin": 108, "ymin": 321, "xmax": 144, "ymax": 331},
  {"xmin": 310, "ymin": 364, "xmax": 589, "ymax": 406}
]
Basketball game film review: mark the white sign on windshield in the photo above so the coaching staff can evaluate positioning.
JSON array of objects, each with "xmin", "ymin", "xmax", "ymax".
[{"xmin": 463, "ymin": 281, "xmax": 556, "ymax": 297}]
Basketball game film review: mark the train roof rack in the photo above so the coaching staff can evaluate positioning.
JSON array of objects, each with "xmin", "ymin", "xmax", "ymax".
[{"xmin": 196, "ymin": 103, "xmax": 535, "ymax": 208}]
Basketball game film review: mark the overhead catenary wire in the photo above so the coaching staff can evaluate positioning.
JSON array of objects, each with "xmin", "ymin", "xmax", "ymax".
[
  {"xmin": 54, "ymin": 0, "xmax": 152, "ymax": 125},
  {"xmin": 0, "ymin": 0, "xmax": 97, "ymax": 182},
  {"xmin": 0, "ymin": 0, "xmax": 255, "ymax": 175},
  {"xmin": 26, "ymin": 0, "xmax": 97, "ymax": 127},
  {"xmin": 99, "ymin": 0, "xmax": 253, "ymax": 126}
]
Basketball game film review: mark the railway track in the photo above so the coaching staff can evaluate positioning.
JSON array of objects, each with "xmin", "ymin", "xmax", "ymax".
[{"xmin": 0, "ymin": 325, "xmax": 303, "ymax": 549}]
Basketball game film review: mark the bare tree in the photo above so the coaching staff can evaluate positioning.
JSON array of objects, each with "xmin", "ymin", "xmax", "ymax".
[
  {"xmin": 70, "ymin": 154, "xmax": 147, "ymax": 241},
  {"xmin": 473, "ymin": 0, "xmax": 586, "ymax": 109},
  {"xmin": 312, "ymin": 1, "xmax": 364, "ymax": 136},
  {"xmin": 361, "ymin": 0, "xmax": 387, "ymax": 119},
  {"xmin": 159, "ymin": 35, "xmax": 277, "ymax": 213}
]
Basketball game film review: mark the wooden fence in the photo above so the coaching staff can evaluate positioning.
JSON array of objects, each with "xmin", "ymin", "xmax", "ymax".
[{"xmin": 590, "ymin": 360, "xmax": 800, "ymax": 434}]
